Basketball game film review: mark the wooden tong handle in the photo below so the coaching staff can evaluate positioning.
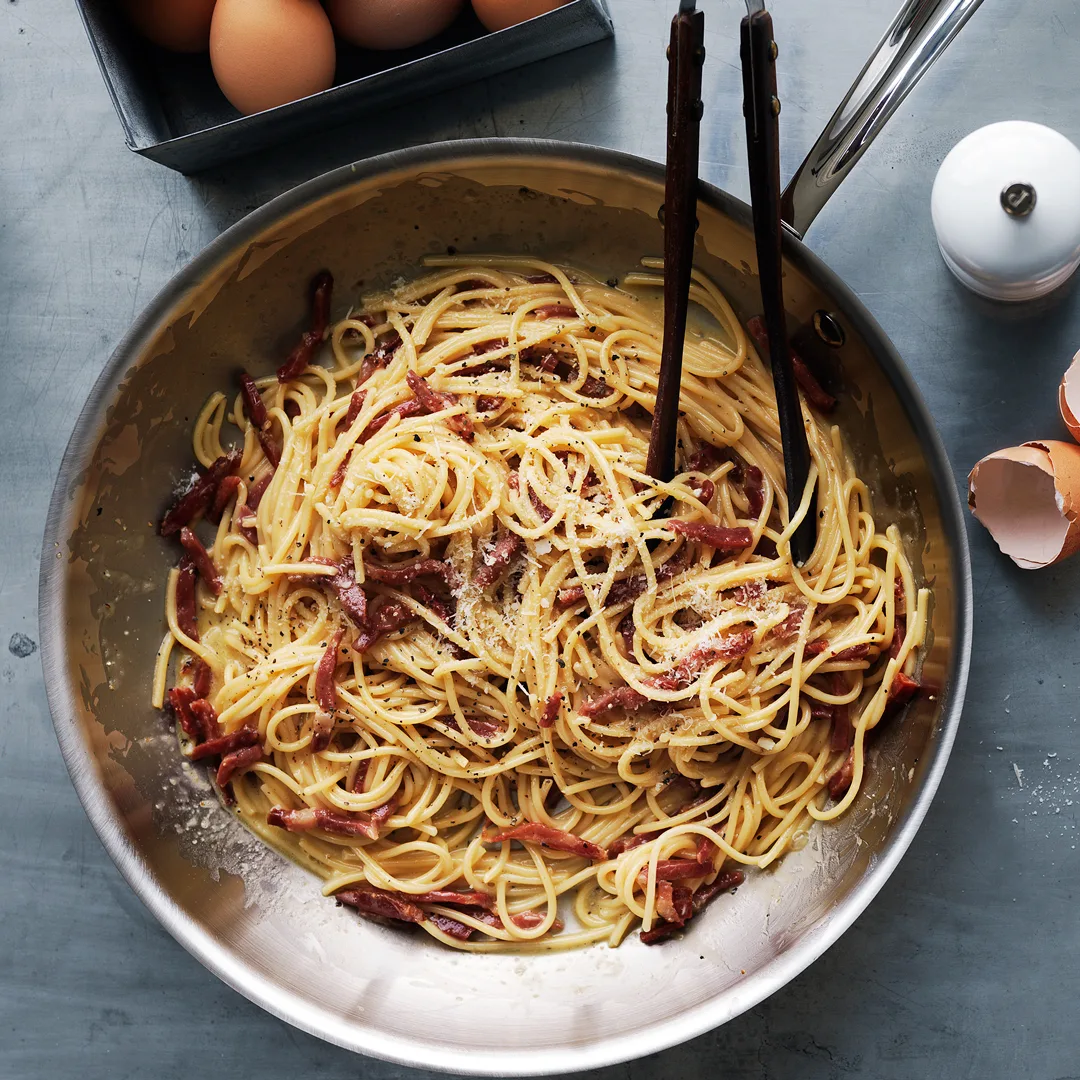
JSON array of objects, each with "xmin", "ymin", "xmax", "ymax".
[
  {"xmin": 741, "ymin": 9, "xmax": 816, "ymax": 565},
  {"xmin": 645, "ymin": 6, "xmax": 705, "ymax": 484}
]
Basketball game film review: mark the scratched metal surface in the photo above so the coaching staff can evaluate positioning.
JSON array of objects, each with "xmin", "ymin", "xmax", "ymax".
[{"xmin": 3, "ymin": 0, "xmax": 1079, "ymax": 1077}]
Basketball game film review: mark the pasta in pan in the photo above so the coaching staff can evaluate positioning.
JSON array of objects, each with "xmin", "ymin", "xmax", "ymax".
[{"xmin": 153, "ymin": 258, "xmax": 926, "ymax": 951}]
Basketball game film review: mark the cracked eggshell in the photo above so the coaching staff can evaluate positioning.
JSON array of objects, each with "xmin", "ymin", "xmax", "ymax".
[
  {"xmin": 968, "ymin": 440, "xmax": 1080, "ymax": 568},
  {"xmin": 1059, "ymin": 351, "xmax": 1080, "ymax": 443}
]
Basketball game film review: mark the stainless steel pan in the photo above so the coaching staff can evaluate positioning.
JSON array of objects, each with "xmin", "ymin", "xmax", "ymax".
[{"xmin": 40, "ymin": 2, "xmax": 975, "ymax": 1073}]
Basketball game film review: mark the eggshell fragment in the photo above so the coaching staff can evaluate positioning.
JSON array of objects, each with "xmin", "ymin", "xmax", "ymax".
[
  {"xmin": 968, "ymin": 440, "xmax": 1080, "ymax": 568},
  {"xmin": 1058, "ymin": 351, "xmax": 1080, "ymax": 443}
]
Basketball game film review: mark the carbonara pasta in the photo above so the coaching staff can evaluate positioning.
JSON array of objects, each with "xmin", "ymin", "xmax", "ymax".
[{"xmin": 154, "ymin": 258, "xmax": 927, "ymax": 951}]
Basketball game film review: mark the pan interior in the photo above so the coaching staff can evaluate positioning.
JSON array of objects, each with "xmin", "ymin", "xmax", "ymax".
[{"xmin": 42, "ymin": 146, "xmax": 966, "ymax": 1076}]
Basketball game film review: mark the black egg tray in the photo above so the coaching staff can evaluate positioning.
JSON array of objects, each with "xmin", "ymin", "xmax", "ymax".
[{"xmin": 75, "ymin": 0, "xmax": 613, "ymax": 173}]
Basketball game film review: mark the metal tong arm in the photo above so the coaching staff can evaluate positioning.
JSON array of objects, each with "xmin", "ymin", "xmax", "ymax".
[
  {"xmin": 741, "ymin": 6, "xmax": 816, "ymax": 566},
  {"xmin": 781, "ymin": 0, "xmax": 984, "ymax": 237},
  {"xmin": 645, "ymin": 5, "xmax": 705, "ymax": 485}
]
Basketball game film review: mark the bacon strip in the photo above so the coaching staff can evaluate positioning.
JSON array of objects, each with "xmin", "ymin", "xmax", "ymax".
[
  {"xmin": 646, "ymin": 632, "xmax": 755, "ymax": 692},
  {"xmin": 182, "ymin": 656, "xmax": 212, "ymax": 698},
  {"xmin": 413, "ymin": 582, "xmax": 454, "ymax": 625},
  {"xmin": 579, "ymin": 374, "xmax": 612, "ymax": 398},
  {"xmin": 528, "ymin": 348, "xmax": 561, "ymax": 374},
  {"xmin": 606, "ymin": 548, "xmax": 690, "ymax": 607},
  {"xmin": 534, "ymin": 303, "xmax": 577, "ymax": 319},
  {"xmin": 665, "ymin": 520, "xmax": 754, "ymax": 551},
  {"xmin": 475, "ymin": 531, "xmax": 522, "ymax": 588},
  {"xmin": 239, "ymin": 372, "xmax": 269, "ymax": 429},
  {"xmin": 257, "ymin": 429, "xmax": 282, "ymax": 468},
  {"xmin": 695, "ymin": 834, "xmax": 717, "ymax": 869},
  {"xmin": 617, "ymin": 611, "xmax": 636, "ymax": 656},
  {"xmin": 773, "ymin": 603, "xmax": 806, "ymax": 642},
  {"xmin": 277, "ymin": 271, "xmax": 333, "ymax": 381},
  {"xmin": 733, "ymin": 579, "xmax": 767, "ymax": 607},
  {"xmin": 363, "ymin": 557, "xmax": 457, "ymax": 587},
  {"xmin": 359, "ymin": 399, "xmax": 423, "ymax": 443},
  {"xmin": 830, "ymin": 697, "xmax": 853, "ymax": 753},
  {"xmin": 890, "ymin": 613, "xmax": 908, "ymax": 660},
  {"xmin": 167, "ymin": 686, "xmax": 202, "ymax": 741},
  {"xmin": 305, "ymin": 558, "xmax": 367, "ymax": 628},
  {"xmin": 277, "ymin": 329, "xmax": 322, "ymax": 382},
  {"xmin": 828, "ymin": 749, "xmax": 855, "ymax": 799},
  {"xmin": 161, "ymin": 450, "xmax": 242, "ymax": 536},
  {"xmin": 746, "ymin": 315, "xmax": 837, "ymax": 412},
  {"xmin": 426, "ymin": 907, "xmax": 562, "ymax": 941},
  {"xmin": 555, "ymin": 585, "xmax": 585, "ymax": 608},
  {"xmin": 639, "ymin": 885, "xmax": 695, "ymax": 944},
  {"xmin": 486, "ymin": 822, "xmax": 607, "ymax": 862},
  {"xmin": 459, "ymin": 715, "xmax": 506, "ymax": 740},
  {"xmin": 459, "ymin": 355, "xmax": 508, "ymax": 377},
  {"xmin": 539, "ymin": 691, "xmax": 562, "ymax": 729},
  {"xmin": 689, "ymin": 477, "xmax": 715, "ymax": 504},
  {"xmin": 189, "ymin": 697, "xmax": 221, "ymax": 741},
  {"xmin": 345, "ymin": 389, "xmax": 367, "ymax": 428},
  {"xmin": 426, "ymin": 913, "xmax": 475, "ymax": 940},
  {"xmin": 329, "ymin": 453, "xmax": 351, "ymax": 489},
  {"xmin": 189, "ymin": 726, "xmax": 258, "ymax": 761},
  {"xmin": 315, "ymin": 629, "xmax": 344, "ymax": 713},
  {"xmin": 686, "ymin": 444, "xmax": 723, "ymax": 473},
  {"xmin": 216, "ymin": 744, "xmax": 264, "ymax": 787},
  {"xmin": 234, "ymin": 504, "xmax": 258, "ymax": 545},
  {"xmin": 174, "ymin": 557, "xmax": 199, "ymax": 641},
  {"xmin": 335, "ymin": 887, "xmax": 424, "ymax": 924},
  {"xmin": 691, "ymin": 870, "xmax": 744, "ymax": 913},
  {"xmin": 406, "ymin": 371, "xmax": 475, "ymax": 440},
  {"xmin": 807, "ymin": 640, "xmax": 870, "ymax": 661},
  {"xmin": 411, "ymin": 890, "xmax": 495, "ymax": 909},
  {"xmin": 209, "ymin": 474, "xmax": 241, "ymax": 523},
  {"xmin": 354, "ymin": 599, "xmax": 414, "ymax": 653},
  {"xmin": 350, "ymin": 759, "xmax": 369, "ymax": 794},
  {"xmin": 654, "ymin": 881, "xmax": 678, "ymax": 922},
  {"xmin": 247, "ymin": 470, "xmax": 273, "ymax": 510},
  {"xmin": 356, "ymin": 332, "xmax": 401, "ymax": 387},
  {"xmin": 267, "ymin": 804, "xmax": 389, "ymax": 840},
  {"xmin": 528, "ymin": 488, "xmax": 553, "ymax": 522},
  {"xmin": 179, "ymin": 527, "xmax": 223, "ymax": 595},
  {"xmin": 887, "ymin": 670, "xmax": 920, "ymax": 708},
  {"xmin": 609, "ymin": 832, "xmax": 650, "ymax": 857},
  {"xmin": 584, "ymin": 633, "xmax": 753, "ymax": 717},
  {"xmin": 743, "ymin": 465, "xmax": 765, "ymax": 518},
  {"xmin": 638, "ymin": 859, "xmax": 707, "ymax": 886},
  {"xmin": 476, "ymin": 395, "xmax": 505, "ymax": 413},
  {"xmin": 579, "ymin": 685, "xmax": 649, "ymax": 717}
]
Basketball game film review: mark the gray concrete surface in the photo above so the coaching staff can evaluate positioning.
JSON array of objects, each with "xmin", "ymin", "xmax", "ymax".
[{"xmin": 4, "ymin": 0, "xmax": 1080, "ymax": 1076}]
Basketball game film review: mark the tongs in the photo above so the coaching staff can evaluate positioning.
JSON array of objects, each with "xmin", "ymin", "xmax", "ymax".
[{"xmin": 646, "ymin": 0, "xmax": 816, "ymax": 566}]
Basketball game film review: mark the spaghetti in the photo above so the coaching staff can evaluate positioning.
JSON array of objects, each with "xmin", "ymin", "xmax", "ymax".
[{"xmin": 154, "ymin": 258, "xmax": 927, "ymax": 951}]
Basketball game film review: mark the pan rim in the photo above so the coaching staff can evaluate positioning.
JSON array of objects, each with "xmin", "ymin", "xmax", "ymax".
[{"xmin": 38, "ymin": 136, "xmax": 972, "ymax": 1076}]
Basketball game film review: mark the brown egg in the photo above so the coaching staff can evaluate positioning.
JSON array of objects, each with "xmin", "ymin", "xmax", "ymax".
[
  {"xmin": 210, "ymin": 0, "xmax": 335, "ymax": 115},
  {"xmin": 471, "ymin": 0, "xmax": 567, "ymax": 33},
  {"xmin": 124, "ymin": 0, "xmax": 217, "ymax": 52},
  {"xmin": 326, "ymin": 0, "xmax": 464, "ymax": 50}
]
